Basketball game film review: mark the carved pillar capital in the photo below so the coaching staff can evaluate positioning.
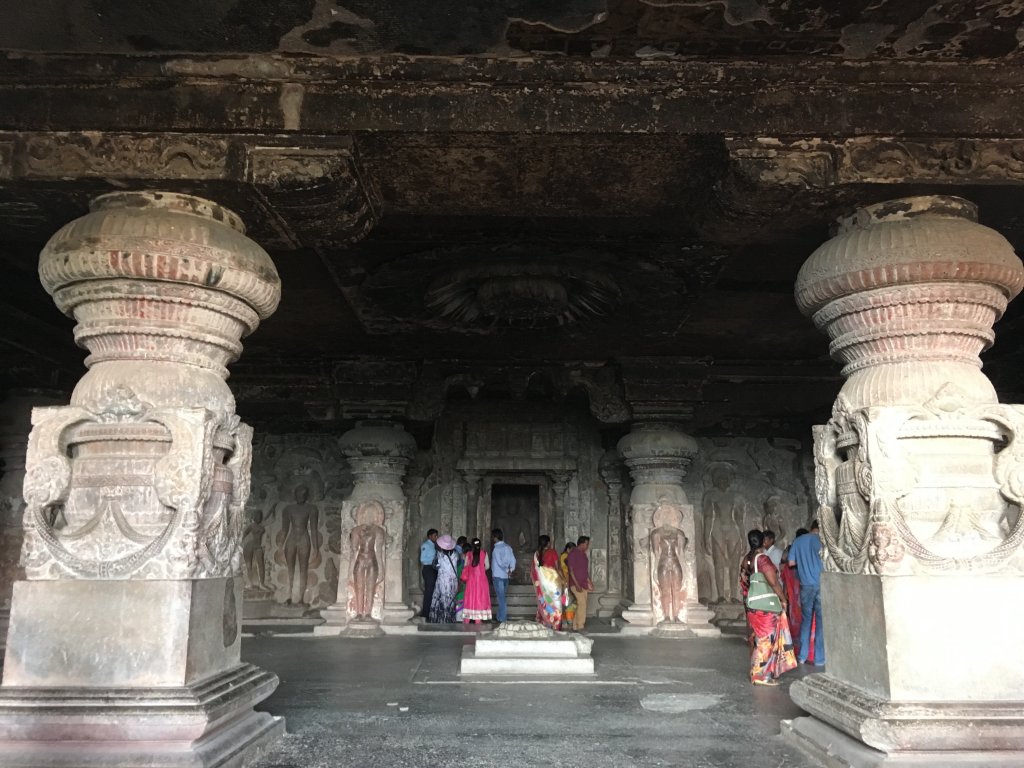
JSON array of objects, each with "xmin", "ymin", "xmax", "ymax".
[
  {"xmin": 338, "ymin": 420, "xmax": 416, "ymax": 495},
  {"xmin": 796, "ymin": 195, "xmax": 1022, "ymax": 409},
  {"xmin": 617, "ymin": 421, "xmax": 698, "ymax": 491}
]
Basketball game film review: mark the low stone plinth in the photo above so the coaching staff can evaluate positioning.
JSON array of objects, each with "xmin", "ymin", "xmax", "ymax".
[
  {"xmin": 0, "ymin": 664, "xmax": 283, "ymax": 767},
  {"xmin": 459, "ymin": 621, "xmax": 595, "ymax": 677}
]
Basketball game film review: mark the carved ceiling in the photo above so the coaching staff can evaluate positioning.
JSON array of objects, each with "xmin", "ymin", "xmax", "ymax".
[
  {"xmin": 4, "ymin": 1, "xmax": 1024, "ymax": 60},
  {"xmin": 2, "ymin": 9, "xmax": 1024, "ymax": 436}
]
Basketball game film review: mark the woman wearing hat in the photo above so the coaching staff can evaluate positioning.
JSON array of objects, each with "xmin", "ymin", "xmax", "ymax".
[{"xmin": 428, "ymin": 534, "xmax": 459, "ymax": 623}]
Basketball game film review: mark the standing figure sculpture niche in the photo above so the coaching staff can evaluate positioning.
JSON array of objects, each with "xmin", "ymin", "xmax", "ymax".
[
  {"xmin": 349, "ymin": 501, "xmax": 386, "ymax": 621},
  {"xmin": 280, "ymin": 484, "xmax": 321, "ymax": 605},
  {"xmin": 702, "ymin": 465, "xmax": 746, "ymax": 603},
  {"xmin": 242, "ymin": 506, "xmax": 270, "ymax": 593},
  {"xmin": 651, "ymin": 503, "xmax": 688, "ymax": 624}
]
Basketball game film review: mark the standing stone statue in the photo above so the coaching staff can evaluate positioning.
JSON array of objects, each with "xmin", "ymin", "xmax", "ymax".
[
  {"xmin": 702, "ymin": 465, "xmax": 745, "ymax": 603},
  {"xmin": 349, "ymin": 501, "xmax": 386, "ymax": 621},
  {"xmin": 280, "ymin": 484, "xmax": 322, "ymax": 605},
  {"xmin": 242, "ymin": 507, "xmax": 270, "ymax": 593},
  {"xmin": 650, "ymin": 503, "xmax": 688, "ymax": 624}
]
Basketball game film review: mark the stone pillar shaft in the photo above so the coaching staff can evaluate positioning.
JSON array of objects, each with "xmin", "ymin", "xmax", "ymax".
[
  {"xmin": 617, "ymin": 422, "xmax": 718, "ymax": 637},
  {"xmin": 786, "ymin": 196, "xmax": 1024, "ymax": 766},
  {"xmin": 0, "ymin": 192, "xmax": 283, "ymax": 767},
  {"xmin": 318, "ymin": 421, "xmax": 416, "ymax": 636}
]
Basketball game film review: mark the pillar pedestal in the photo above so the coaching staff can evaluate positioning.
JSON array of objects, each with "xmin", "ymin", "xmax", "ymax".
[
  {"xmin": 0, "ymin": 192, "xmax": 283, "ymax": 766},
  {"xmin": 787, "ymin": 196, "xmax": 1024, "ymax": 765},
  {"xmin": 617, "ymin": 423, "xmax": 720, "ymax": 638},
  {"xmin": 0, "ymin": 391, "xmax": 62, "ymax": 651},
  {"xmin": 316, "ymin": 421, "xmax": 417, "ymax": 636}
]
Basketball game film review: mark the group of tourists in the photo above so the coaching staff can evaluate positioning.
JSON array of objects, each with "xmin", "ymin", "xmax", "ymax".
[
  {"xmin": 418, "ymin": 528, "xmax": 593, "ymax": 631},
  {"xmin": 532, "ymin": 535, "xmax": 592, "ymax": 632},
  {"xmin": 739, "ymin": 521, "xmax": 824, "ymax": 686}
]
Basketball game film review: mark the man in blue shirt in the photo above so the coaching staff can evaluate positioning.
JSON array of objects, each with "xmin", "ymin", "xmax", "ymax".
[
  {"xmin": 418, "ymin": 528, "xmax": 439, "ymax": 619},
  {"xmin": 490, "ymin": 528, "xmax": 517, "ymax": 623},
  {"xmin": 788, "ymin": 520, "xmax": 825, "ymax": 666}
]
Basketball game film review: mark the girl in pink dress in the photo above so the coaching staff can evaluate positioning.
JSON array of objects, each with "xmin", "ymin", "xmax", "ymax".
[{"xmin": 460, "ymin": 538, "xmax": 492, "ymax": 623}]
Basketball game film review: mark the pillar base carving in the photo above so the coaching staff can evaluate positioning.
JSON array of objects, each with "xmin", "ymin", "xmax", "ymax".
[
  {"xmin": 784, "ymin": 571, "xmax": 1024, "ymax": 763},
  {"xmin": 620, "ymin": 599, "xmax": 720, "ymax": 637},
  {"xmin": 0, "ymin": 580, "xmax": 281, "ymax": 767},
  {"xmin": 0, "ymin": 664, "xmax": 282, "ymax": 768}
]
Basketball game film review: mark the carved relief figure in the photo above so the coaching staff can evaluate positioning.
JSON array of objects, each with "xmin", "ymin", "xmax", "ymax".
[
  {"xmin": 650, "ymin": 503, "xmax": 688, "ymax": 624},
  {"xmin": 280, "ymin": 484, "xmax": 321, "ymax": 605},
  {"xmin": 242, "ymin": 507, "xmax": 269, "ymax": 592},
  {"xmin": 702, "ymin": 465, "xmax": 745, "ymax": 603},
  {"xmin": 349, "ymin": 501, "xmax": 386, "ymax": 620}
]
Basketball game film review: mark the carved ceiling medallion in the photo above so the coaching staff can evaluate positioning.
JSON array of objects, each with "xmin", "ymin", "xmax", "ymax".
[{"xmin": 424, "ymin": 261, "xmax": 620, "ymax": 329}]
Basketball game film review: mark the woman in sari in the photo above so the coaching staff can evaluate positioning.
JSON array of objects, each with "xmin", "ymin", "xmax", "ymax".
[
  {"xmin": 453, "ymin": 536, "xmax": 468, "ymax": 622},
  {"xmin": 460, "ymin": 538, "xmax": 492, "ymax": 624},
  {"xmin": 532, "ymin": 535, "xmax": 565, "ymax": 629},
  {"xmin": 559, "ymin": 542, "xmax": 578, "ymax": 627},
  {"xmin": 739, "ymin": 529, "xmax": 797, "ymax": 686},
  {"xmin": 428, "ymin": 534, "xmax": 459, "ymax": 624}
]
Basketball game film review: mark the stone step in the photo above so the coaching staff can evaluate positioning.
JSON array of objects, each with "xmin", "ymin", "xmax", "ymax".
[
  {"xmin": 458, "ymin": 647, "xmax": 595, "ymax": 676},
  {"xmin": 474, "ymin": 637, "xmax": 581, "ymax": 658}
]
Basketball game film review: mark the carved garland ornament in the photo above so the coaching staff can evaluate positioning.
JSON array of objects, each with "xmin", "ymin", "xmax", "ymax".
[
  {"xmin": 815, "ymin": 389, "xmax": 1024, "ymax": 576},
  {"xmin": 20, "ymin": 396, "xmax": 253, "ymax": 581}
]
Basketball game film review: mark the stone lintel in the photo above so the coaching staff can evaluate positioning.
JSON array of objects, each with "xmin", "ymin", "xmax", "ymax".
[
  {"xmin": 0, "ymin": 131, "xmax": 378, "ymax": 250},
  {"xmin": 1, "ymin": 55, "xmax": 1024, "ymax": 137}
]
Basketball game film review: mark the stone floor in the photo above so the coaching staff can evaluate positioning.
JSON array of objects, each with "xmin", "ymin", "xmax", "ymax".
[{"xmin": 245, "ymin": 634, "xmax": 817, "ymax": 768}]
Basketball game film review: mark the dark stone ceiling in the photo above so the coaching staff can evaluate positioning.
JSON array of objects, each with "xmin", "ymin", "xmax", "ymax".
[
  {"xmin": 1, "ymin": 2, "xmax": 1024, "ymax": 437},
  {"xmin": 4, "ymin": 1, "xmax": 1024, "ymax": 60}
]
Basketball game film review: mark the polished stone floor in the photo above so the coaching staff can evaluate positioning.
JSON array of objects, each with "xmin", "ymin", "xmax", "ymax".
[{"xmin": 245, "ymin": 634, "xmax": 817, "ymax": 768}]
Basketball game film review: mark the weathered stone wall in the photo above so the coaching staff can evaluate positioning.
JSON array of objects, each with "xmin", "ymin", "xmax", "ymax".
[
  {"xmin": 246, "ymin": 435, "xmax": 352, "ymax": 613},
  {"xmin": 685, "ymin": 437, "xmax": 814, "ymax": 603}
]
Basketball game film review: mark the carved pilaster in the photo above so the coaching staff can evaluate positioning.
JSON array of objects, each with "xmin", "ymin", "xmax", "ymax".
[
  {"xmin": 616, "ymin": 422, "xmax": 718, "ymax": 637},
  {"xmin": 462, "ymin": 471, "xmax": 482, "ymax": 535},
  {"xmin": 787, "ymin": 196, "xmax": 1024, "ymax": 765},
  {"xmin": 319, "ymin": 421, "xmax": 416, "ymax": 635},
  {"xmin": 549, "ymin": 470, "xmax": 572, "ymax": 545},
  {"xmin": 0, "ymin": 191, "xmax": 283, "ymax": 765}
]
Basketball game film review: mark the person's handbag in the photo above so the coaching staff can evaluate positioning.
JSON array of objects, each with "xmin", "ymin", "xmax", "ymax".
[{"xmin": 745, "ymin": 554, "xmax": 783, "ymax": 614}]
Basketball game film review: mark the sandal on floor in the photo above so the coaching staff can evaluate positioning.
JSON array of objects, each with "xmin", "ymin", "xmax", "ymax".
[{"xmin": 752, "ymin": 678, "xmax": 780, "ymax": 687}]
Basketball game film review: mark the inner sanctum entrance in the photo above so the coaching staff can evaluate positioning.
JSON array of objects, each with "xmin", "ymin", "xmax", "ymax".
[{"xmin": 489, "ymin": 483, "xmax": 540, "ymax": 586}]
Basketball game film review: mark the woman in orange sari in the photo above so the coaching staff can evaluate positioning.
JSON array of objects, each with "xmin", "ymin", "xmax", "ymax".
[
  {"xmin": 739, "ymin": 529, "xmax": 797, "ymax": 686},
  {"xmin": 531, "ymin": 535, "xmax": 565, "ymax": 630}
]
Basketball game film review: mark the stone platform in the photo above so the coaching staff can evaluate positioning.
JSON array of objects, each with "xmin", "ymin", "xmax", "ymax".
[{"xmin": 459, "ymin": 621, "xmax": 595, "ymax": 677}]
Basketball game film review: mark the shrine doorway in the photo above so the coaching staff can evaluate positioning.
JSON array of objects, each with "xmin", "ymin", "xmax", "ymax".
[{"xmin": 489, "ymin": 483, "xmax": 540, "ymax": 585}]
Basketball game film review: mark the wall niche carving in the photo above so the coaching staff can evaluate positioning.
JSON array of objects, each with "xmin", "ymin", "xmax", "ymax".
[
  {"xmin": 244, "ymin": 435, "xmax": 352, "ymax": 617},
  {"xmin": 686, "ymin": 437, "xmax": 814, "ymax": 605}
]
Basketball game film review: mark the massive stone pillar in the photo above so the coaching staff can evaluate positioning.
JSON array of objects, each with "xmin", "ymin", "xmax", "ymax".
[
  {"xmin": 785, "ymin": 196, "xmax": 1024, "ymax": 766},
  {"xmin": 0, "ymin": 391, "xmax": 63, "ymax": 650},
  {"xmin": 617, "ymin": 422, "xmax": 719, "ymax": 637},
  {"xmin": 0, "ymin": 192, "xmax": 283, "ymax": 766},
  {"xmin": 318, "ymin": 421, "xmax": 416, "ymax": 636}
]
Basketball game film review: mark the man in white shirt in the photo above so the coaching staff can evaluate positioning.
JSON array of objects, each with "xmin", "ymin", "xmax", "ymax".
[{"xmin": 763, "ymin": 529, "xmax": 783, "ymax": 570}]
